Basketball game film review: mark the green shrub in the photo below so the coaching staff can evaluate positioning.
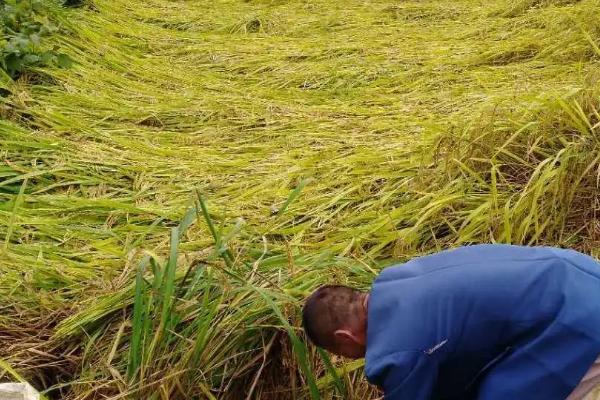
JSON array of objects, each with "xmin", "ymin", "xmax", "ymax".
[{"xmin": 0, "ymin": 0, "xmax": 72, "ymax": 79}]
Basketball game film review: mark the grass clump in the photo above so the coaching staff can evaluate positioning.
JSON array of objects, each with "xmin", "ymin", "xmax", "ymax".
[
  {"xmin": 1, "ymin": 0, "xmax": 599, "ymax": 398},
  {"xmin": 424, "ymin": 85, "xmax": 600, "ymax": 248}
]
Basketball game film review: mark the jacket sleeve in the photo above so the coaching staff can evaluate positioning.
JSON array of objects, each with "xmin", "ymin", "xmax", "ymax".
[
  {"xmin": 475, "ymin": 322, "xmax": 596, "ymax": 400},
  {"xmin": 371, "ymin": 351, "xmax": 438, "ymax": 400}
]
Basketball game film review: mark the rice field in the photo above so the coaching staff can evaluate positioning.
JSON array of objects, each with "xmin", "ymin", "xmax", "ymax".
[{"xmin": 1, "ymin": 0, "xmax": 600, "ymax": 398}]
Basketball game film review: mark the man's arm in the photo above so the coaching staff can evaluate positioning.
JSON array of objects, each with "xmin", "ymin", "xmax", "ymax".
[
  {"xmin": 370, "ymin": 351, "xmax": 438, "ymax": 400},
  {"xmin": 475, "ymin": 323, "xmax": 597, "ymax": 400}
]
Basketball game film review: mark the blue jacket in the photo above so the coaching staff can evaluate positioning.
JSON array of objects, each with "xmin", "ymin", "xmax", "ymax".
[{"xmin": 365, "ymin": 245, "xmax": 600, "ymax": 400}]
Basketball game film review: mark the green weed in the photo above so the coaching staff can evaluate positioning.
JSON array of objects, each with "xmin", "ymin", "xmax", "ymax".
[{"xmin": 0, "ymin": 0, "xmax": 73, "ymax": 80}]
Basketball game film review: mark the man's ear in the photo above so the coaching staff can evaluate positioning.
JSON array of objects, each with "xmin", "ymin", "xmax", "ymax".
[{"xmin": 334, "ymin": 329, "xmax": 360, "ymax": 345}]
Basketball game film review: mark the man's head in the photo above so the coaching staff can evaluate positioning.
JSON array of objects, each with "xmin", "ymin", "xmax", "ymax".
[{"xmin": 302, "ymin": 285, "xmax": 369, "ymax": 359}]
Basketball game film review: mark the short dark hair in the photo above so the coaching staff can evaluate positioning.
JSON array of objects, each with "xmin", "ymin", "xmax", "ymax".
[{"xmin": 302, "ymin": 285, "xmax": 363, "ymax": 349}]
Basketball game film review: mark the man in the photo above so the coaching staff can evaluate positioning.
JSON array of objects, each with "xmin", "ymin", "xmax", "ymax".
[{"xmin": 302, "ymin": 244, "xmax": 600, "ymax": 399}]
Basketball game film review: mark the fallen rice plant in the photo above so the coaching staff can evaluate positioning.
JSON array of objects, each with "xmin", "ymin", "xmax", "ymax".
[{"xmin": 1, "ymin": 0, "xmax": 599, "ymax": 398}]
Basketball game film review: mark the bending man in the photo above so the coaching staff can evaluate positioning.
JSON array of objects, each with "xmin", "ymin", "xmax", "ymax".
[{"xmin": 302, "ymin": 244, "xmax": 600, "ymax": 400}]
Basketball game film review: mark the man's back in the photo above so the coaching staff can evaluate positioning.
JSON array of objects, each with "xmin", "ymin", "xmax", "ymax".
[{"xmin": 365, "ymin": 245, "xmax": 600, "ymax": 400}]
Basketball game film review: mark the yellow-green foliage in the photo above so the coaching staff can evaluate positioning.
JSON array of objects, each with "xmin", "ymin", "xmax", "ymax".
[{"xmin": 1, "ymin": 0, "xmax": 599, "ymax": 398}]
